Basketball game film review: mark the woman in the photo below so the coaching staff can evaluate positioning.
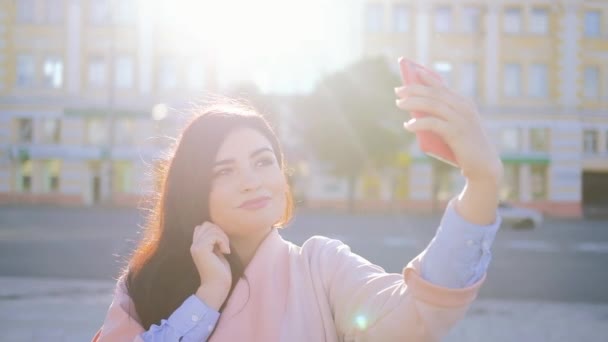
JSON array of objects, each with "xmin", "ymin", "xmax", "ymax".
[{"xmin": 93, "ymin": 67, "xmax": 503, "ymax": 341}]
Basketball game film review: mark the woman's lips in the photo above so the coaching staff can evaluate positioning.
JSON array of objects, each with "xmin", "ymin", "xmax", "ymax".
[{"xmin": 238, "ymin": 196, "xmax": 271, "ymax": 210}]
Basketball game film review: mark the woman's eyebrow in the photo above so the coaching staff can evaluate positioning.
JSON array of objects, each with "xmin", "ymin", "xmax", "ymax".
[{"xmin": 213, "ymin": 147, "xmax": 274, "ymax": 167}]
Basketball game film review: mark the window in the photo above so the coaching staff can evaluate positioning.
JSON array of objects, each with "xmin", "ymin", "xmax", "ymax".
[
  {"xmin": 392, "ymin": 4, "xmax": 409, "ymax": 32},
  {"xmin": 461, "ymin": 62, "xmax": 478, "ymax": 98},
  {"xmin": 502, "ymin": 164, "xmax": 520, "ymax": 201},
  {"xmin": 115, "ymin": 119, "xmax": 133, "ymax": 145},
  {"xmin": 366, "ymin": 3, "xmax": 383, "ymax": 33},
  {"xmin": 501, "ymin": 127, "xmax": 521, "ymax": 152},
  {"xmin": 159, "ymin": 57, "xmax": 177, "ymax": 90},
  {"xmin": 503, "ymin": 8, "xmax": 522, "ymax": 33},
  {"xmin": 16, "ymin": 55, "xmax": 36, "ymax": 87},
  {"xmin": 18, "ymin": 118, "xmax": 33, "ymax": 143},
  {"xmin": 433, "ymin": 62, "xmax": 452, "ymax": 86},
  {"xmin": 88, "ymin": 57, "xmax": 107, "ymax": 88},
  {"xmin": 43, "ymin": 57, "xmax": 63, "ymax": 88},
  {"xmin": 462, "ymin": 6, "xmax": 481, "ymax": 33},
  {"xmin": 114, "ymin": 0, "xmax": 135, "ymax": 25},
  {"xmin": 583, "ymin": 130, "xmax": 598, "ymax": 154},
  {"xmin": 44, "ymin": 0, "xmax": 64, "ymax": 24},
  {"xmin": 44, "ymin": 160, "xmax": 61, "ymax": 193},
  {"xmin": 394, "ymin": 172, "xmax": 409, "ymax": 200},
  {"xmin": 530, "ymin": 8, "xmax": 549, "ymax": 34},
  {"xmin": 529, "ymin": 63, "xmax": 548, "ymax": 98},
  {"xmin": 504, "ymin": 63, "xmax": 521, "ymax": 97},
  {"xmin": 19, "ymin": 160, "xmax": 33, "ymax": 193},
  {"xmin": 434, "ymin": 6, "xmax": 451, "ymax": 33},
  {"xmin": 584, "ymin": 10, "xmax": 601, "ymax": 37},
  {"xmin": 583, "ymin": 66, "xmax": 600, "ymax": 99},
  {"xmin": 115, "ymin": 56, "xmax": 134, "ymax": 89},
  {"xmin": 90, "ymin": 0, "xmax": 111, "ymax": 25},
  {"xmin": 435, "ymin": 167, "xmax": 458, "ymax": 201},
  {"xmin": 42, "ymin": 119, "xmax": 61, "ymax": 143},
  {"xmin": 113, "ymin": 161, "xmax": 132, "ymax": 193},
  {"xmin": 187, "ymin": 60, "xmax": 205, "ymax": 90},
  {"xmin": 530, "ymin": 128, "xmax": 550, "ymax": 152},
  {"xmin": 530, "ymin": 165, "xmax": 548, "ymax": 200},
  {"xmin": 17, "ymin": 0, "xmax": 35, "ymax": 23},
  {"xmin": 87, "ymin": 118, "xmax": 108, "ymax": 145},
  {"xmin": 362, "ymin": 174, "xmax": 381, "ymax": 199}
]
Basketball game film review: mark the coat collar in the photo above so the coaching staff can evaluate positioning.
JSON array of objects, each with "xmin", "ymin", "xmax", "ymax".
[{"xmin": 218, "ymin": 228, "xmax": 289, "ymax": 328}]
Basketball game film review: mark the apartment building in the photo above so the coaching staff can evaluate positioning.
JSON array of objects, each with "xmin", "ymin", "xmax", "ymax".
[
  {"xmin": 0, "ymin": 0, "xmax": 216, "ymax": 206},
  {"xmin": 305, "ymin": 0, "xmax": 608, "ymax": 217}
]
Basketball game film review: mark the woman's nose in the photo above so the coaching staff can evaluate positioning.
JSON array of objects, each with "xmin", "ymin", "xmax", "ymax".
[{"xmin": 239, "ymin": 168, "xmax": 262, "ymax": 192}]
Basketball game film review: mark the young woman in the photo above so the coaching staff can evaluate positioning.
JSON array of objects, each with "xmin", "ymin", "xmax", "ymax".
[{"xmin": 93, "ymin": 68, "xmax": 503, "ymax": 341}]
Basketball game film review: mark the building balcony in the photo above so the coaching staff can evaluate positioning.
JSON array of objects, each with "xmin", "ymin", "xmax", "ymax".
[{"xmin": 5, "ymin": 144, "xmax": 161, "ymax": 162}]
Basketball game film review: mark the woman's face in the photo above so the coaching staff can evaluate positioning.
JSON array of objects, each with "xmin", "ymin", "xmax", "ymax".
[{"xmin": 208, "ymin": 127, "xmax": 287, "ymax": 238}]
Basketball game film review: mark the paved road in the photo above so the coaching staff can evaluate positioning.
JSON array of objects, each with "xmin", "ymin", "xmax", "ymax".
[
  {"xmin": 1, "ymin": 205, "xmax": 607, "ymax": 303},
  {"xmin": 2, "ymin": 276, "xmax": 607, "ymax": 342}
]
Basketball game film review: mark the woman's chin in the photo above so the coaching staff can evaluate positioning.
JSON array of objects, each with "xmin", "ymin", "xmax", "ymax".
[{"xmin": 229, "ymin": 213, "xmax": 281, "ymax": 233}]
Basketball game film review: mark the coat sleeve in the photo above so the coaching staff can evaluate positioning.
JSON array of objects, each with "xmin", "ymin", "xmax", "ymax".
[
  {"xmin": 94, "ymin": 277, "xmax": 220, "ymax": 342},
  {"xmin": 95, "ymin": 277, "xmax": 146, "ymax": 342},
  {"xmin": 303, "ymin": 236, "xmax": 486, "ymax": 342}
]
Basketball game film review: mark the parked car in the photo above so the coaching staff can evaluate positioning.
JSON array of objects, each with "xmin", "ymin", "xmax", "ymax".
[{"xmin": 498, "ymin": 201, "xmax": 543, "ymax": 229}]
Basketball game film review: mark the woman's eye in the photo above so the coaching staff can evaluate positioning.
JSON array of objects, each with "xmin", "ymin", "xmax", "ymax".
[
  {"xmin": 256, "ymin": 157, "xmax": 275, "ymax": 167},
  {"xmin": 214, "ymin": 168, "xmax": 232, "ymax": 177}
]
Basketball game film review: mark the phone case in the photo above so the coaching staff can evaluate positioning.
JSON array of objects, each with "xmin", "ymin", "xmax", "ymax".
[{"xmin": 398, "ymin": 57, "xmax": 459, "ymax": 168}]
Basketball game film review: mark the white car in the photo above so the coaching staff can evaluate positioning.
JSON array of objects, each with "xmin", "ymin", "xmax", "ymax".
[{"xmin": 498, "ymin": 202, "xmax": 544, "ymax": 229}]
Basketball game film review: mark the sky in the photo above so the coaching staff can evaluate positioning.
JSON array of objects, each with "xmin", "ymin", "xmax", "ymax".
[{"xmin": 146, "ymin": 0, "xmax": 363, "ymax": 94}]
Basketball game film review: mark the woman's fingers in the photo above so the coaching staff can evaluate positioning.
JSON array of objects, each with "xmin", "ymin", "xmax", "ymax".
[
  {"xmin": 403, "ymin": 116, "xmax": 451, "ymax": 142},
  {"xmin": 395, "ymin": 84, "xmax": 466, "ymax": 116},
  {"xmin": 416, "ymin": 67, "xmax": 445, "ymax": 88},
  {"xmin": 396, "ymin": 96, "xmax": 456, "ymax": 122},
  {"xmin": 214, "ymin": 231, "xmax": 231, "ymax": 255},
  {"xmin": 205, "ymin": 228, "xmax": 231, "ymax": 255},
  {"xmin": 395, "ymin": 71, "xmax": 477, "ymax": 118},
  {"xmin": 194, "ymin": 223, "xmax": 231, "ymax": 254}
]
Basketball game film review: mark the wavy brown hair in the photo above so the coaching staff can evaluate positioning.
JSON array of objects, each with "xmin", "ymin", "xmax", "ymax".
[{"xmin": 123, "ymin": 101, "xmax": 294, "ymax": 329}]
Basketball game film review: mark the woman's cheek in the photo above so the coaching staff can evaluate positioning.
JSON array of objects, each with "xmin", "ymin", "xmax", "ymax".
[{"xmin": 209, "ymin": 186, "xmax": 233, "ymax": 217}]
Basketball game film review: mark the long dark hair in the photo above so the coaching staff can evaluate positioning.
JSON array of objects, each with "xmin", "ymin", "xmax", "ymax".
[{"xmin": 124, "ymin": 100, "xmax": 294, "ymax": 329}]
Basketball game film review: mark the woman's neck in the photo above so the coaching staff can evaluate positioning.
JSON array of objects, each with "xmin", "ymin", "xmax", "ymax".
[{"xmin": 227, "ymin": 227, "xmax": 273, "ymax": 271}]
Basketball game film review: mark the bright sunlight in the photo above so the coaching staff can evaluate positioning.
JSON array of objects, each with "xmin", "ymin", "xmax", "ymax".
[{"xmin": 144, "ymin": 0, "xmax": 336, "ymax": 93}]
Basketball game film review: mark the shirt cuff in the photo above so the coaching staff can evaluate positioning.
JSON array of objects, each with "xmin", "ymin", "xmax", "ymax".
[
  {"xmin": 420, "ymin": 197, "xmax": 502, "ymax": 288},
  {"xmin": 166, "ymin": 294, "xmax": 220, "ymax": 338}
]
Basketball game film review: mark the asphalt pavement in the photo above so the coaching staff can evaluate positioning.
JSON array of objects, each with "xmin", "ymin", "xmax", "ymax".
[{"xmin": 1, "ymin": 205, "xmax": 607, "ymax": 341}]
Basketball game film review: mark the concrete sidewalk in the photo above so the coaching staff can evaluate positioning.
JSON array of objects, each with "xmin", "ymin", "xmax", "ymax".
[{"xmin": 0, "ymin": 276, "xmax": 606, "ymax": 342}]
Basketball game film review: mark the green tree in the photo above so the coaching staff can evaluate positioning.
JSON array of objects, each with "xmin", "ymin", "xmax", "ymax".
[{"xmin": 297, "ymin": 56, "xmax": 412, "ymax": 212}]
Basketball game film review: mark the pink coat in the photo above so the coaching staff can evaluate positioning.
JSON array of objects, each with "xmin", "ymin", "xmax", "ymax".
[{"xmin": 94, "ymin": 228, "xmax": 485, "ymax": 341}]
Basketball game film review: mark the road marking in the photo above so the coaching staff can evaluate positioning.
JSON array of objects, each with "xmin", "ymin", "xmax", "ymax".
[
  {"xmin": 504, "ymin": 240, "xmax": 560, "ymax": 252},
  {"xmin": 572, "ymin": 243, "xmax": 608, "ymax": 254},
  {"xmin": 501, "ymin": 240, "xmax": 608, "ymax": 254}
]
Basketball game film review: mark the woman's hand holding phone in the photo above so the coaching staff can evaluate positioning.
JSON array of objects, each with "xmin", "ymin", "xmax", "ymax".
[{"xmin": 395, "ymin": 57, "xmax": 503, "ymax": 183}]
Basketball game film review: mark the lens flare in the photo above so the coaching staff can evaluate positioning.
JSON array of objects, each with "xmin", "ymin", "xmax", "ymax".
[{"xmin": 355, "ymin": 315, "xmax": 368, "ymax": 330}]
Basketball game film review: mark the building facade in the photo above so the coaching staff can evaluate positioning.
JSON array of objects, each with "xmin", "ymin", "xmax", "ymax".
[
  {"xmin": 0, "ymin": 0, "xmax": 216, "ymax": 206},
  {"xmin": 1, "ymin": 0, "xmax": 607, "ymax": 218},
  {"xmin": 305, "ymin": 0, "xmax": 608, "ymax": 217}
]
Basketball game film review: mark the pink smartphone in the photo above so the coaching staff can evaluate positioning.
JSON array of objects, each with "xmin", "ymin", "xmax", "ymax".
[{"xmin": 398, "ymin": 57, "xmax": 459, "ymax": 168}]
